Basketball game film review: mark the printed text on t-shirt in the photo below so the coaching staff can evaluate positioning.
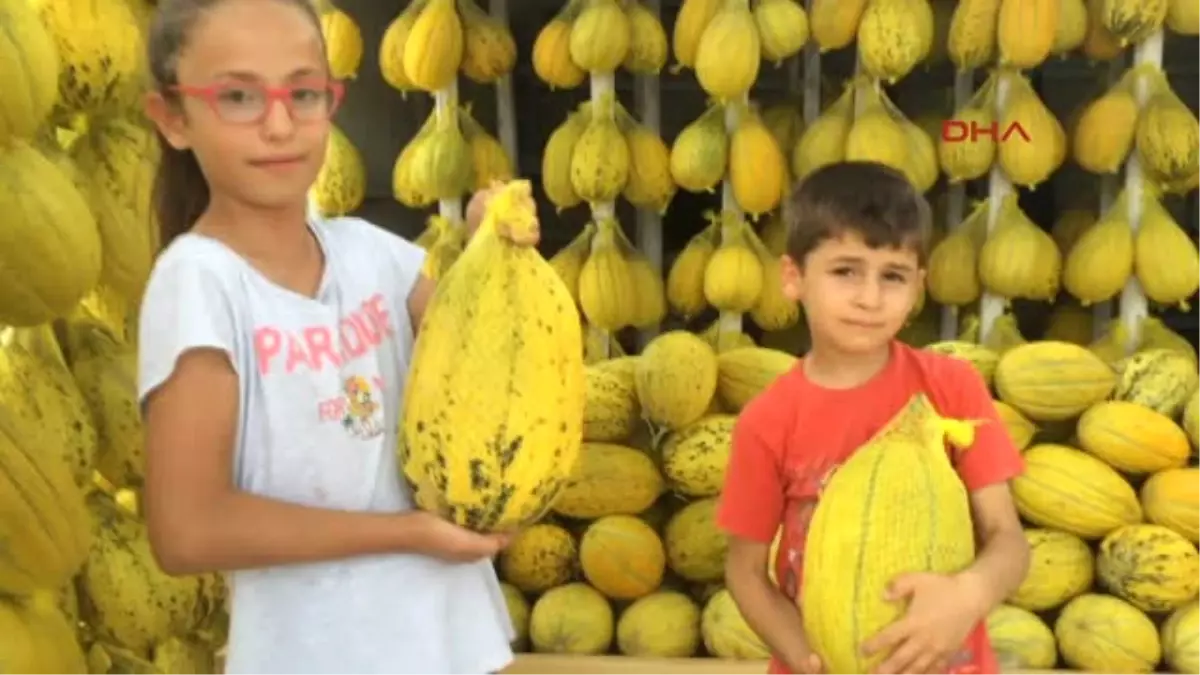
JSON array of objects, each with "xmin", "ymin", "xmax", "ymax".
[{"xmin": 254, "ymin": 293, "xmax": 394, "ymax": 375}]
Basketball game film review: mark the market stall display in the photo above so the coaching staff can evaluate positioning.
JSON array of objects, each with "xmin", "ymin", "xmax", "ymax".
[
  {"xmin": 533, "ymin": 0, "xmax": 676, "ymax": 358},
  {"xmin": 489, "ymin": 0, "xmax": 1200, "ymax": 672},
  {"xmin": 310, "ymin": 0, "xmax": 370, "ymax": 217},
  {"xmin": 0, "ymin": 0, "xmax": 1198, "ymax": 672},
  {"xmin": 384, "ymin": 0, "xmax": 519, "ymax": 278}
]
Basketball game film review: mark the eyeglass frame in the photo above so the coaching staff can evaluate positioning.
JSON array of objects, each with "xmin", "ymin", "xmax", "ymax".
[{"xmin": 168, "ymin": 79, "xmax": 346, "ymax": 125}]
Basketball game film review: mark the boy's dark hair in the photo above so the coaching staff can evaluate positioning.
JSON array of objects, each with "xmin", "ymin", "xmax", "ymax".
[
  {"xmin": 148, "ymin": 0, "xmax": 324, "ymax": 249},
  {"xmin": 783, "ymin": 161, "xmax": 933, "ymax": 267}
]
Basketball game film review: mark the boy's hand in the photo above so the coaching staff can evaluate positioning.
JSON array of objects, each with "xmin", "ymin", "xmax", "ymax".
[
  {"xmin": 791, "ymin": 650, "xmax": 824, "ymax": 674},
  {"xmin": 860, "ymin": 572, "xmax": 987, "ymax": 674}
]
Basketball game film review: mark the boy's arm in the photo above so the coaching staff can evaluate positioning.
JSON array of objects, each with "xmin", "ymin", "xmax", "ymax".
[
  {"xmin": 957, "ymin": 484, "xmax": 1030, "ymax": 611},
  {"xmin": 718, "ymin": 412, "xmax": 821, "ymax": 673},
  {"xmin": 947, "ymin": 360, "xmax": 1031, "ymax": 609},
  {"xmin": 726, "ymin": 538, "xmax": 821, "ymax": 673}
]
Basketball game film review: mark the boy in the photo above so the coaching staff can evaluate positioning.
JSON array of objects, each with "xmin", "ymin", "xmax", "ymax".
[{"xmin": 718, "ymin": 162, "xmax": 1031, "ymax": 675}]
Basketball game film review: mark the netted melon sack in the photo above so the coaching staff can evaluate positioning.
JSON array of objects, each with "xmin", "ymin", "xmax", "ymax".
[{"xmin": 801, "ymin": 394, "xmax": 978, "ymax": 673}]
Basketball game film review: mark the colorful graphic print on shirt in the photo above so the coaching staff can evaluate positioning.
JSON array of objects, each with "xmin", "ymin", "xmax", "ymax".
[
  {"xmin": 253, "ymin": 293, "xmax": 394, "ymax": 375},
  {"xmin": 253, "ymin": 291, "xmax": 393, "ymax": 440}
]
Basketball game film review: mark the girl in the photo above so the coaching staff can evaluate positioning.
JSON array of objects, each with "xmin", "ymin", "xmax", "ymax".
[{"xmin": 138, "ymin": 0, "xmax": 518, "ymax": 672}]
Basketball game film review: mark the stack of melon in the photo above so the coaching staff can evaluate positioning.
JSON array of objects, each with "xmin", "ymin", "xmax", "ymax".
[
  {"xmin": 494, "ymin": 333, "xmax": 798, "ymax": 659},
  {"xmin": 926, "ymin": 333, "xmax": 1200, "ymax": 674},
  {"xmin": 530, "ymin": 0, "xmax": 812, "ymax": 220},
  {"xmin": 0, "ymin": 0, "xmax": 232, "ymax": 672},
  {"xmin": 383, "ymin": 0, "xmax": 517, "ymax": 266},
  {"xmin": 528, "ymin": 0, "xmax": 813, "ymax": 353},
  {"xmin": 309, "ymin": 0, "xmax": 369, "ymax": 217}
]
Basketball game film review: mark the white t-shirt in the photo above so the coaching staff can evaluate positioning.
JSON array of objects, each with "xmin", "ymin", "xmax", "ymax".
[{"xmin": 137, "ymin": 216, "xmax": 514, "ymax": 674}]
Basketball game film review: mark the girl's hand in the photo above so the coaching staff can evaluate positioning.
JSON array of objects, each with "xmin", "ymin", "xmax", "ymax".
[
  {"xmin": 464, "ymin": 183, "xmax": 501, "ymax": 239},
  {"xmin": 405, "ymin": 511, "xmax": 512, "ymax": 562},
  {"xmin": 464, "ymin": 181, "xmax": 541, "ymax": 246}
]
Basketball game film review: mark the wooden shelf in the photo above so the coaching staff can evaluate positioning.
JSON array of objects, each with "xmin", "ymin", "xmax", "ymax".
[
  {"xmin": 501, "ymin": 655, "xmax": 1072, "ymax": 674},
  {"xmin": 216, "ymin": 651, "xmax": 1074, "ymax": 674}
]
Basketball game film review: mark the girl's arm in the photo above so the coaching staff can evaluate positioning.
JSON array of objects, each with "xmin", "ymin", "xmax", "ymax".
[
  {"xmin": 407, "ymin": 274, "xmax": 436, "ymax": 333},
  {"xmin": 405, "ymin": 185, "xmax": 503, "ymax": 332},
  {"xmin": 143, "ymin": 347, "xmax": 508, "ymax": 576}
]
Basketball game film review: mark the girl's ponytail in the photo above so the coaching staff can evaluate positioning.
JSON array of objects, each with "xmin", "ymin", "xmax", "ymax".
[{"xmin": 153, "ymin": 138, "xmax": 210, "ymax": 248}]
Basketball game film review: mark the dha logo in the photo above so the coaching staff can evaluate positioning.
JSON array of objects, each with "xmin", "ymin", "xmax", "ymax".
[{"xmin": 941, "ymin": 120, "xmax": 1032, "ymax": 144}]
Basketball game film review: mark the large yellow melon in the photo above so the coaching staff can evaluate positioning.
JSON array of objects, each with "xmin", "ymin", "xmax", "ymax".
[
  {"xmin": 71, "ymin": 118, "xmax": 159, "ymax": 305},
  {"xmin": 79, "ymin": 494, "xmax": 202, "ymax": 654},
  {"xmin": 1097, "ymin": 524, "xmax": 1200, "ymax": 614},
  {"xmin": 579, "ymin": 515, "xmax": 665, "ymax": 600},
  {"xmin": 661, "ymin": 414, "xmax": 735, "ymax": 497},
  {"xmin": 1011, "ymin": 443, "xmax": 1143, "ymax": 539},
  {"xmin": 551, "ymin": 443, "xmax": 663, "ymax": 519},
  {"xmin": 499, "ymin": 583, "xmax": 530, "ymax": 651},
  {"xmin": 986, "ymin": 604, "xmax": 1058, "ymax": 671},
  {"xmin": 499, "ymin": 523, "xmax": 577, "ymax": 593},
  {"xmin": 37, "ymin": 0, "xmax": 145, "ymax": 113},
  {"xmin": 1055, "ymin": 594, "xmax": 1162, "ymax": 673},
  {"xmin": 401, "ymin": 182, "xmax": 584, "ymax": 532},
  {"xmin": 615, "ymin": 591, "xmax": 701, "ymax": 657},
  {"xmin": 583, "ymin": 365, "xmax": 640, "ymax": 443},
  {"xmin": 1162, "ymin": 600, "xmax": 1200, "ymax": 675},
  {"xmin": 635, "ymin": 331, "xmax": 719, "ymax": 430},
  {"xmin": 1008, "ymin": 528, "xmax": 1094, "ymax": 611},
  {"xmin": 0, "ymin": 140, "xmax": 102, "ymax": 326},
  {"xmin": 994, "ymin": 341, "xmax": 1117, "ymax": 421},
  {"xmin": 994, "ymin": 400, "xmax": 1037, "ymax": 450},
  {"xmin": 1114, "ymin": 348, "xmax": 1200, "ymax": 419},
  {"xmin": 1141, "ymin": 467, "xmax": 1199, "ymax": 543},
  {"xmin": 715, "ymin": 346, "xmax": 798, "ymax": 411},
  {"xmin": 663, "ymin": 497, "xmax": 727, "ymax": 583},
  {"xmin": 0, "ymin": 407, "xmax": 92, "ymax": 596},
  {"xmin": 528, "ymin": 583, "xmax": 614, "ymax": 655},
  {"xmin": 1077, "ymin": 400, "xmax": 1191, "ymax": 474},
  {"xmin": 0, "ymin": 1, "xmax": 59, "ymax": 143},
  {"xmin": 700, "ymin": 589, "xmax": 770, "ymax": 659}
]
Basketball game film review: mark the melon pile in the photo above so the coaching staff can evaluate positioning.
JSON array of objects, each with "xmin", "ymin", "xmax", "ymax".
[
  {"xmin": 492, "ymin": 333, "xmax": 798, "ymax": 659},
  {"xmin": 0, "ymin": 0, "xmax": 234, "ymax": 671},
  {"xmin": 2, "ymin": 0, "xmax": 1199, "ymax": 670},
  {"xmin": 928, "ymin": 331, "xmax": 1200, "ymax": 674}
]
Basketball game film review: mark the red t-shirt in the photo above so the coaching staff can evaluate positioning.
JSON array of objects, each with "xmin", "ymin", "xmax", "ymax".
[{"xmin": 716, "ymin": 341, "xmax": 1025, "ymax": 675}]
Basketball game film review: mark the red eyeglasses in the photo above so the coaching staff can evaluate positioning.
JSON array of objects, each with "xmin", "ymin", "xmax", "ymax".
[{"xmin": 171, "ymin": 79, "xmax": 345, "ymax": 125}]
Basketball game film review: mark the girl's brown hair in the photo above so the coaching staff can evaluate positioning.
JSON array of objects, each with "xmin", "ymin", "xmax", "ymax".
[{"xmin": 147, "ymin": 0, "xmax": 323, "ymax": 248}]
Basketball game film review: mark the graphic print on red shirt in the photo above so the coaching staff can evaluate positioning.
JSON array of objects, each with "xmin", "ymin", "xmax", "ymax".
[{"xmin": 716, "ymin": 341, "xmax": 1025, "ymax": 675}]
